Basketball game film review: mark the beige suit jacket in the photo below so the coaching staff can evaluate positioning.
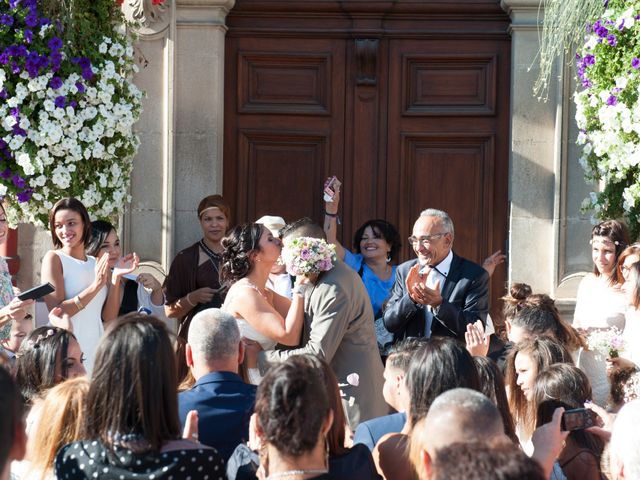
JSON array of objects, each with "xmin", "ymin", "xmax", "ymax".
[{"xmin": 259, "ymin": 260, "xmax": 387, "ymax": 427}]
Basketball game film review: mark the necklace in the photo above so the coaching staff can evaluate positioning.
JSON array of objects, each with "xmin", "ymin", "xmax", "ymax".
[
  {"xmin": 266, "ymin": 468, "xmax": 328, "ymax": 479},
  {"xmin": 244, "ymin": 278, "xmax": 269, "ymax": 300},
  {"xmin": 199, "ymin": 239, "xmax": 221, "ymax": 273}
]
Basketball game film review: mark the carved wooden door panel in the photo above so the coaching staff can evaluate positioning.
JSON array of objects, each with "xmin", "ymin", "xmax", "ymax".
[{"xmin": 223, "ymin": 38, "xmax": 346, "ymax": 224}]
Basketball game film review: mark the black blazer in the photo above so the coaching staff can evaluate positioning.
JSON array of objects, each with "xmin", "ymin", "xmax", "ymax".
[{"xmin": 382, "ymin": 253, "xmax": 489, "ymax": 341}]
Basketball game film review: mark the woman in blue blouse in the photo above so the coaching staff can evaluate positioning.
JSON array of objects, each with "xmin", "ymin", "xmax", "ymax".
[{"xmin": 323, "ymin": 179, "xmax": 401, "ymax": 322}]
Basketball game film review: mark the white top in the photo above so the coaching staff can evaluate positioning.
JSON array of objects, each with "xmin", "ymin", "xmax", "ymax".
[
  {"xmin": 573, "ymin": 273, "xmax": 626, "ymax": 330},
  {"xmin": 55, "ymin": 251, "xmax": 107, "ymax": 373},
  {"xmin": 622, "ymin": 309, "xmax": 640, "ymax": 366}
]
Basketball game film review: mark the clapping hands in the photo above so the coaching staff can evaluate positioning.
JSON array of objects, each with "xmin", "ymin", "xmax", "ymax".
[
  {"xmin": 406, "ymin": 263, "xmax": 442, "ymax": 307},
  {"xmin": 465, "ymin": 320, "xmax": 490, "ymax": 357},
  {"xmin": 112, "ymin": 252, "xmax": 140, "ymax": 283}
]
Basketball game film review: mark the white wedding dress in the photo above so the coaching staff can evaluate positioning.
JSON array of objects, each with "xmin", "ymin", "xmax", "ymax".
[
  {"xmin": 222, "ymin": 283, "xmax": 278, "ymax": 385},
  {"xmin": 573, "ymin": 274, "xmax": 627, "ymax": 406}
]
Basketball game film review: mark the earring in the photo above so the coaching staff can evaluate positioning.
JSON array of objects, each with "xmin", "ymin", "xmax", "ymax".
[
  {"xmin": 324, "ymin": 436, "xmax": 330, "ymax": 469},
  {"xmin": 386, "ymin": 252, "xmax": 392, "ymax": 264}
]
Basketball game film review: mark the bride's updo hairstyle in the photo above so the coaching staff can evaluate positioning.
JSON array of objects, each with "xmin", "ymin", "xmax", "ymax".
[{"xmin": 220, "ymin": 223, "xmax": 263, "ymax": 284}]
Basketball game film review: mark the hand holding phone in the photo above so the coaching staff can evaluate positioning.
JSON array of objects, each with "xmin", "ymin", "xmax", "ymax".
[
  {"xmin": 323, "ymin": 176, "xmax": 342, "ymax": 203},
  {"xmin": 561, "ymin": 408, "xmax": 598, "ymax": 431},
  {"xmin": 17, "ymin": 282, "xmax": 55, "ymax": 301}
]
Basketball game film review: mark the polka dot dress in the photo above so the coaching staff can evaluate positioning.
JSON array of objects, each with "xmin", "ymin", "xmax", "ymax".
[{"xmin": 54, "ymin": 440, "xmax": 225, "ymax": 480}]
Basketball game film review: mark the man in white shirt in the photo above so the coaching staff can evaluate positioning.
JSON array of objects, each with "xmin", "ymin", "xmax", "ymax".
[{"xmin": 383, "ymin": 208, "xmax": 489, "ymax": 341}]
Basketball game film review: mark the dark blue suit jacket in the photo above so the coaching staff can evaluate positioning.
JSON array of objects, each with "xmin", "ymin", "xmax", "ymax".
[
  {"xmin": 178, "ymin": 371, "xmax": 256, "ymax": 461},
  {"xmin": 382, "ymin": 253, "xmax": 489, "ymax": 341},
  {"xmin": 353, "ymin": 412, "xmax": 406, "ymax": 451}
]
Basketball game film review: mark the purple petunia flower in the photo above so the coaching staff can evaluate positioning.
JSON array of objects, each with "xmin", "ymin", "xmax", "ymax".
[
  {"xmin": 81, "ymin": 68, "xmax": 93, "ymax": 81},
  {"xmin": 24, "ymin": 11, "xmax": 39, "ymax": 28},
  {"xmin": 584, "ymin": 54, "xmax": 596, "ymax": 66},
  {"xmin": 0, "ymin": 89, "xmax": 7, "ymax": 99},
  {"xmin": 40, "ymin": 17, "xmax": 50, "ymax": 26},
  {"xmin": 47, "ymin": 37, "xmax": 62, "ymax": 51},
  {"xmin": 0, "ymin": 52, "xmax": 7, "ymax": 65},
  {"xmin": 0, "ymin": 14, "xmax": 13, "ymax": 26},
  {"xmin": 11, "ymin": 62, "xmax": 20, "ymax": 74},
  {"xmin": 633, "ymin": 58, "xmax": 640, "ymax": 69},
  {"xmin": 75, "ymin": 81, "xmax": 85, "ymax": 93},
  {"xmin": 8, "ymin": 0, "xmax": 18, "ymax": 9},
  {"xmin": 0, "ymin": 169, "xmax": 11, "ymax": 179},
  {"xmin": 69, "ymin": 100, "xmax": 78, "ymax": 108},
  {"xmin": 11, "ymin": 175, "xmax": 25, "ymax": 189},
  {"xmin": 9, "ymin": 107, "xmax": 19, "ymax": 119},
  {"xmin": 17, "ymin": 189, "xmax": 33, "ymax": 203},
  {"xmin": 50, "ymin": 76, "xmax": 62, "ymax": 89},
  {"xmin": 12, "ymin": 126, "xmax": 26, "ymax": 137},
  {"xmin": 607, "ymin": 95, "xmax": 618, "ymax": 106},
  {"xmin": 54, "ymin": 96, "xmax": 66, "ymax": 108},
  {"xmin": 607, "ymin": 34, "xmax": 617, "ymax": 46},
  {"xmin": 24, "ymin": 29, "xmax": 33, "ymax": 43}
]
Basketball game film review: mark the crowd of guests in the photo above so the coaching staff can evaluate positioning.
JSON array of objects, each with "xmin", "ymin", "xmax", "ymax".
[{"xmin": 1, "ymin": 180, "xmax": 640, "ymax": 480}]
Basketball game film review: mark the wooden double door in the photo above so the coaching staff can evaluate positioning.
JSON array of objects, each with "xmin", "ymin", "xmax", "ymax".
[{"xmin": 224, "ymin": 1, "xmax": 511, "ymax": 311}]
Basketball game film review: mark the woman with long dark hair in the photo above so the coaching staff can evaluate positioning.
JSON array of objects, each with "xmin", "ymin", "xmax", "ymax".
[
  {"xmin": 14, "ymin": 326, "xmax": 85, "ymax": 405},
  {"xmin": 54, "ymin": 314, "xmax": 224, "ymax": 479},
  {"xmin": 533, "ymin": 363, "xmax": 605, "ymax": 480},
  {"xmin": 374, "ymin": 337, "xmax": 480, "ymax": 480}
]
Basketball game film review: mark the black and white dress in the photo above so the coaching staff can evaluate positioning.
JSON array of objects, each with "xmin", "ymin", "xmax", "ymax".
[{"xmin": 55, "ymin": 440, "xmax": 225, "ymax": 480}]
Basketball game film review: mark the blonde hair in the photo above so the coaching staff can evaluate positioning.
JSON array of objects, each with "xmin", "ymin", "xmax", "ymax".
[{"xmin": 27, "ymin": 377, "xmax": 89, "ymax": 479}]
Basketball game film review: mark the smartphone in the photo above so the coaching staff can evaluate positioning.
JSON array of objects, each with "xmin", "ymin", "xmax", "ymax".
[
  {"xmin": 17, "ymin": 282, "xmax": 55, "ymax": 301},
  {"xmin": 561, "ymin": 408, "xmax": 597, "ymax": 431},
  {"xmin": 323, "ymin": 176, "xmax": 341, "ymax": 202}
]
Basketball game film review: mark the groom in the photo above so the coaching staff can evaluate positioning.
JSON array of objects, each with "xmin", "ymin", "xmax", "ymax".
[{"xmin": 256, "ymin": 218, "xmax": 387, "ymax": 427}]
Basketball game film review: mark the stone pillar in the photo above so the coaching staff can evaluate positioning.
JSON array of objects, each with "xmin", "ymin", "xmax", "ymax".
[
  {"xmin": 500, "ymin": 0, "xmax": 592, "ymax": 316},
  {"xmin": 123, "ymin": 0, "xmax": 234, "ymax": 270}
]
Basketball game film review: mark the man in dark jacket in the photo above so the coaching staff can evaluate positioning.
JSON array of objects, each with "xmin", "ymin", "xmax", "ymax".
[{"xmin": 383, "ymin": 209, "xmax": 489, "ymax": 342}]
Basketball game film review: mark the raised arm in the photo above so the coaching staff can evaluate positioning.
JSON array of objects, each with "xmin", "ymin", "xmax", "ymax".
[
  {"xmin": 228, "ymin": 283, "xmax": 306, "ymax": 346},
  {"xmin": 101, "ymin": 253, "xmax": 139, "ymax": 323},
  {"xmin": 41, "ymin": 251, "xmax": 109, "ymax": 317},
  {"xmin": 323, "ymin": 177, "xmax": 346, "ymax": 260}
]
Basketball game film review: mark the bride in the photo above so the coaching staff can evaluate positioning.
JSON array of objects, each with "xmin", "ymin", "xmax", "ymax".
[{"xmin": 220, "ymin": 223, "xmax": 310, "ymax": 383}]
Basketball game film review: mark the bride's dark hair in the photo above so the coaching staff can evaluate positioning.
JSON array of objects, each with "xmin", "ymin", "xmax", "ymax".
[{"xmin": 220, "ymin": 223, "xmax": 263, "ymax": 284}]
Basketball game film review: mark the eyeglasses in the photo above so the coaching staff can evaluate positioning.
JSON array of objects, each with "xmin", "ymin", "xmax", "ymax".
[{"xmin": 408, "ymin": 233, "xmax": 448, "ymax": 247}]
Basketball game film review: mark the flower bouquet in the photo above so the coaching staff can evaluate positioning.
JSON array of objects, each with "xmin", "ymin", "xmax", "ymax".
[
  {"xmin": 586, "ymin": 326, "xmax": 625, "ymax": 358},
  {"xmin": 0, "ymin": 0, "xmax": 142, "ymax": 226},
  {"xmin": 282, "ymin": 237, "xmax": 337, "ymax": 276}
]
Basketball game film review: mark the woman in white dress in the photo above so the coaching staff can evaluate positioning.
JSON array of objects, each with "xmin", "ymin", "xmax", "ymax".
[
  {"xmin": 220, "ymin": 223, "xmax": 310, "ymax": 383},
  {"xmin": 574, "ymin": 220, "xmax": 629, "ymax": 406},
  {"xmin": 609, "ymin": 254, "xmax": 640, "ymax": 405},
  {"xmin": 41, "ymin": 198, "xmax": 109, "ymax": 372}
]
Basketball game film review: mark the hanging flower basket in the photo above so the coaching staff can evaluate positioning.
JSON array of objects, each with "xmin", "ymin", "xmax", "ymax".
[
  {"xmin": 575, "ymin": 0, "xmax": 640, "ymax": 237},
  {"xmin": 0, "ymin": 0, "xmax": 143, "ymax": 227}
]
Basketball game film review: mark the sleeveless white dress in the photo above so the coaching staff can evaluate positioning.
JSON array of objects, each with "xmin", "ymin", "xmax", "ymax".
[
  {"xmin": 56, "ymin": 251, "xmax": 108, "ymax": 373},
  {"xmin": 573, "ymin": 273, "xmax": 627, "ymax": 406},
  {"xmin": 222, "ymin": 283, "xmax": 278, "ymax": 385}
]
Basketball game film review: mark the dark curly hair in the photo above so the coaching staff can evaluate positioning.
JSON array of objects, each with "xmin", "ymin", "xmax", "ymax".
[
  {"xmin": 220, "ymin": 223, "xmax": 264, "ymax": 284},
  {"xmin": 353, "ymin": 219, "xmax": 402, "ymax": 262},
  {"xmin": 14, "ymin": 326, "xmax": 77, "ymax": 404},
  {"xmin": 255, "ymin": 355, "xmax": 330, "ymax": 457}
]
